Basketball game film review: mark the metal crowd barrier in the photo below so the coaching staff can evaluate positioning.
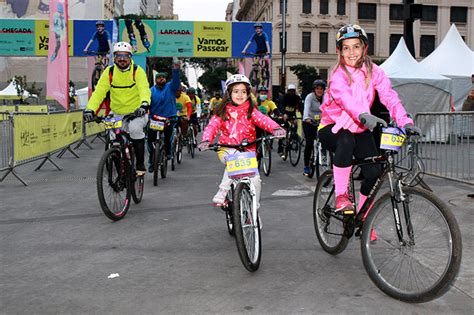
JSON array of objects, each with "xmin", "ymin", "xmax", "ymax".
[
  {"xmin": 1, "ymin": 112, "xmax": 13, "ymax": 172},
  {"xmin": 0, "ymin": 111, "xmax": 100, "ymax": 186},
  {"xmin": 396, "ymin": 111, "xmax": 474, "ymax": 185}
]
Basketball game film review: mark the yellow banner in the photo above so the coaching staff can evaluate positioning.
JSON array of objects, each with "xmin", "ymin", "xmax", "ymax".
[
  {"xmin": 35, "ymin": 20, "xmax": 74, "ymax": 56},
  {"xmin": 194, "ymin": 22, "xmax": 231, "ymax": 58},
  {"xmin": 14, "ymin": 112, "xmax": 83, "ymax": 162},
  {"xmin": 17, "ymin": 105, "xmax": 48, "ymax": 112},
  {"xmin": 0, "ymin": 105, "xmax": 16, "ymax": 112},
  {"xmin": 85, "ymin": 120, "xmax": 105, "ymax": 137}
]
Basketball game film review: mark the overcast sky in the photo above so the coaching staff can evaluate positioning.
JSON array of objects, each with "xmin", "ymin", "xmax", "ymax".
[{"xmin": 173, "ymin": 0, "xmax": 229, "ymax": 21}]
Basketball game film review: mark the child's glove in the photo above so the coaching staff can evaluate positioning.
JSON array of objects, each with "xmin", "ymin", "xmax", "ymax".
[
  {"xmin": 273, "ymin": 128, "xmax": 286, "ymax": 138},
  {"xmin": 197, "ymin": 141, "xmax": 210, "ymax": 151},
  {"xmin": 359, "ymin": 112, "xmax": 387, "ymax": 131},
  {"xmin": 404, "ymin": 123, "xmax": 422, "ymax": 136}
]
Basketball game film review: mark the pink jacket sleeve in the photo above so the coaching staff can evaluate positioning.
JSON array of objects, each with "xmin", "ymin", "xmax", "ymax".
[
  {"xmin": 373, "ymin": 66, "xmax": 413, "ymax": 127},
  {"xmin": 202, "ymin": 115, "xmax": 223, "ymax": 143},
  {"xmin": 250, "ymin": 109, "xmax": 280, "ymax": 133}
]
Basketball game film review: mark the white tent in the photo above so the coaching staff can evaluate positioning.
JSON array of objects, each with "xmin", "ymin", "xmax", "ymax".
[
  {"xmin": 420, "ymin": 24, "xmax": 473, "ymax": 111},
  {"xmin": 381, "ymin": 37, "xmax": 452, "ymax": 115},
  {"xmin": 381, "ymin": 38, "xmax": 453, "ymax": 141},
  {"xmin": 0, "ymin": 78, "xmax": 33, "ymax": 100}
]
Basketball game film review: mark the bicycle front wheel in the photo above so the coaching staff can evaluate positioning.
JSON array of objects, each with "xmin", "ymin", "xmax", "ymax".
[
  {"xmin": 313, "ymin": 171, "xmax": 349, "ymax": 254},
  {"xmin": 289, "ymin": 133, "xmax": 301, "ymax": 166},
  {"xmin": 131, "ymin": 173, "xmax": 144, "ymax": 204},
  {"xmin": 260, "ymin": 140, "xmax": 272, "ymax": 176},
  {"xmin": 176, "ymin": 137, "xmax": 183, "ymax": 163},
  {"xmin": 361, "ymin": 187, "xmax": 462, "ymax": 303},
  {"xmin": 233, "ymin": 182, "xmax": 261, "ymax": 272},
  {"xmin": 97, "ymin": 147, "xmax": 131, "ymax": 221},
  {"xmin": 153, "ymin": 143, "xmax": 160, "ymax": 186}
]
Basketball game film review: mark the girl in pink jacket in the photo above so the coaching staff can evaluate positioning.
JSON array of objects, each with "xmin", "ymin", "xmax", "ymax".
[
  {"xmin": 198, "ymin": 74, "xmax": 285, "ymax": 205},
  {"xmin": 318, "ymin": 24, "xmax": 421, "ymax": 219}
]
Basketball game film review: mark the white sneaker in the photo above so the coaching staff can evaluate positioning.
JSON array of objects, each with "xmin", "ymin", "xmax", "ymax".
[{"xmin": 212, "ymin": 188, "xmax": 228, "ymax": 205}]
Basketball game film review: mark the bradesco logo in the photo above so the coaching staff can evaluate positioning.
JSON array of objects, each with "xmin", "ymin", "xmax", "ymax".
[{"xmin": 0, "ymin": 28, "xmax": 34, "ymax": 34}]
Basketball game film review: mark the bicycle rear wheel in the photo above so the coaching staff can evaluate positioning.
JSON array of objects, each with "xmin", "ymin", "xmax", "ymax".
[
  {"xmin": 131, "ymin": 173, "xmax": 144, "ymax": 204},
  {"xmin": 187, "ymin": 128, "xmax": 195, "ymax": 158},
  {"xmin": 361, "ymin": 187, "xmax": 462, "ymax": 303},
  {"xmin": 289, "ymin": 133, "xmax": 301, "ymax": 166},
  {"xmin": 316, "ymin": 148, "xmax": 332, "ymax": 179},
  {"xmin": 313, "ymin": 171, "xmax": 349, "ymax": 254},
  {"xmin": 160, "ymin": 145, "xmax": 168, "ymax": 178},
  {"xmin": 176, "ymin": 137, "xmax": 183, "ymax": 164},
  {"xmin": 97, "ymin": 148, "xmax": 131, "ymax": 221},
  {"xmin": 233, "ymin": 182, "xmax": 261, "ymax": 272},
  {"xmin": 308, "ymin": 150, "xmax": 315, "ymax": 178},
  {"xmin": 223, "ymin": 188, "xmax": 235, "ymax": 236}
]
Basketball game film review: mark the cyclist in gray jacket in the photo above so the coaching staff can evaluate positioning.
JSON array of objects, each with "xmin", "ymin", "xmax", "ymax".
[{"xmin": 303, "ymin": 79, "xmax": 326, "ymax": 177}]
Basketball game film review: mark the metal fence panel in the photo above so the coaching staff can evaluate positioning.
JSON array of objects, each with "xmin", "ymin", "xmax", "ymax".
[
  {"xmin": 0, "ymin": 113, "xmax": 13, "ymax": 171},
  {"xmin": 409, "ymin": 112, "xmax": 474, "ymax": 185}
]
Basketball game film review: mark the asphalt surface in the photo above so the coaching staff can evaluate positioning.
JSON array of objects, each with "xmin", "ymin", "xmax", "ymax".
[{"xmin": 1, "ymin": 137, "xmax": 473, "ymax": 314}]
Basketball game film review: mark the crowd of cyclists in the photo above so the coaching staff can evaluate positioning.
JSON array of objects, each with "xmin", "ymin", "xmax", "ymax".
[{"xmin": 83, "ymin": 23, "xmax": 422, "ymax": 214}]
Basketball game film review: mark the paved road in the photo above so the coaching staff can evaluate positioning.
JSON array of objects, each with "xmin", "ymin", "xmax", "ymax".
[{"xmin": 1, "ymin": 138, "xmax": 473, "ymax": 314}]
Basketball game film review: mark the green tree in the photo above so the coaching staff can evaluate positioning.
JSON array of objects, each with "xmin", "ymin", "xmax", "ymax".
[
  {"xmin": 198, "ymin": 63, "xmax": 237, "ymax": 95},
  {"xmin": 289, "ymin": 64, "xmax": 320, "ymax": 99}
]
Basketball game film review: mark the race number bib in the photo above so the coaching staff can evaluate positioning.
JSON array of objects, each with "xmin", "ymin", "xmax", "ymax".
[
  {"xmin": 225, "ymin": 151, "xmax": 258, "ymax": 178},
  {"xmin": 104, "ymin": 117, "xmax": 123, "ymax": 130}
]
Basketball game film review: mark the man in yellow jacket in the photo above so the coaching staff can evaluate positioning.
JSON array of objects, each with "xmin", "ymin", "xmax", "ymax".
[{"xmin": 84, "ymin": 41, "xmax": 151, "ymax": 174}]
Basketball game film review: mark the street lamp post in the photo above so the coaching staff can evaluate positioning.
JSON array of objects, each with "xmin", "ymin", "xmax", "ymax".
[
  {"xmin": 281, "ymin": 0, "xmax": 287, "ymax": 91},
  {"xmin": 403, "ymin": 0, "xmax": 416, "ymax": 57}
]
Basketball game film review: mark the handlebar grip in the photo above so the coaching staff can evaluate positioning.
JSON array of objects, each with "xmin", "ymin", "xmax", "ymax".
[{"xmin": 360, "ymin": 117, "xmax": 366, "ymax": 125}]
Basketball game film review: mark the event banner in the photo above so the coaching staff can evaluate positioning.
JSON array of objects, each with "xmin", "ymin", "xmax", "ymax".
[
  {"xmin": 14, "ymin": 111, "xmax": 83, "ymax": 163},
  {"xmin": 0, "ymin": 19, "xmax": 272, "ymax": 58},
  {"xmin": 46, "ymin": 0, "xmax": 69, "ymax": 110}
]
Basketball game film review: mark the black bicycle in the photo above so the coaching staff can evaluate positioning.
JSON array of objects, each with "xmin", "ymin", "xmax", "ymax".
[
  {"xmin": 95, "ymin": 114, "xmax": 144, "ymax": 221},
  {"xmin": 312, "ymin": 126, "xmax": 462, "ymax": 302},
  {"xmin": 307, "ymin": 119, "xmax": 332, "ymax": 179},
  {"xmin": 279, "ymin": 117, "xmax": 301, "ymax": 166},
  {"xmin": 149, "ymin": 115, "xmax": 177, "ymax": 186}
]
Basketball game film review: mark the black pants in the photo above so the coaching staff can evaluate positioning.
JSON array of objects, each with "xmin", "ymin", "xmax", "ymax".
[
  {"xmin": 303, "ymin": 121, "xmax": 318, "ymax": 167},
  {"xmin": 318, "ymin": 124, "xmax": 381, "ymax": 196}
]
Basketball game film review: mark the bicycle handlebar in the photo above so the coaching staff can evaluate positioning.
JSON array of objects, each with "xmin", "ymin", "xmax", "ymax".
[{"xmin": 203, "ymin": 135, "xmax": 281, "ymax": 152}]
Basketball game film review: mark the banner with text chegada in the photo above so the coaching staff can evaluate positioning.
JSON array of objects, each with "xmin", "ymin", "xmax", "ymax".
[{"xmin": 0, "ymin": 18, "xmax": 271, "ymax": 58}]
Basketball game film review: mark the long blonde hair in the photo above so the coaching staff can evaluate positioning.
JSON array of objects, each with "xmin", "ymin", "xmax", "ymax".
[{"xmin": 330, "ymin": 39, "xmax": 373, "ymax": 89}]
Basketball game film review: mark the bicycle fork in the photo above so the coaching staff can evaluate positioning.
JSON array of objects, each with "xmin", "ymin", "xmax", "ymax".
[{"xmin": 388, "ymin": 171, "xmax": 414, "ymax": 246}]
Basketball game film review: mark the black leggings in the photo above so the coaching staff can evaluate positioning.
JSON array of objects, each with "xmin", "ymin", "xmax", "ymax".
[
  {"xmin": 318, "ymin": 124, "xmax": 381, "ymax": 196},
  {"xmin": 303, "ymin": 121, "xmax": 318, "ymax": 167}
]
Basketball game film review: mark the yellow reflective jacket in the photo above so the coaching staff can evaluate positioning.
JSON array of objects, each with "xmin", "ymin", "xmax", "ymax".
[{"xmin": 86, "ymin": 61, "xmax": 151, "ymax": 115}]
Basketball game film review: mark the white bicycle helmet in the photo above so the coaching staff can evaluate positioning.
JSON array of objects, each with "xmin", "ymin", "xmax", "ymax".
[
  {"xmin": 225, "ymin": 74, "xmax": 251, "ymax": 90},
  {"xmin": 287, "ymin": 83, "xmax": 296, "ymax": 90},
  {"xmin": 113, "ymin": 41, "xmax": 133, "ymax": 55}
]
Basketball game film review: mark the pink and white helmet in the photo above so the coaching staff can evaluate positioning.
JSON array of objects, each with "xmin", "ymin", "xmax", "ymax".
[
  {"xmin": 225, "ymin": 74, "xmax": 251, "ymax": 90},
  {"xmin": 113, "ymin": 41, "xmax": 133, "ymax": 55}
]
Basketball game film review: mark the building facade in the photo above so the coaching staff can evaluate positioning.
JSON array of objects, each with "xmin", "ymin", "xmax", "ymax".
[{"xmin": 235, "ymin": 0, "xmax": 474, "ymax": 86}]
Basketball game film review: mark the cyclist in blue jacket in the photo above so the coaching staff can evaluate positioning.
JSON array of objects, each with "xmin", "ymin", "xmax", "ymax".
[{"xmin": 147, "ymin": 60, "xmax": 181, "ymax": 172}]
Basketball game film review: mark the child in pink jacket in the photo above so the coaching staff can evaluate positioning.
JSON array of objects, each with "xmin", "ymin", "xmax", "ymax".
[
  {"xmin": 198, "ymin": 74, "xmax": 285, "ymax": 205},
  {"xmin": 318, "ymin": 24, "xmax": 421, "ymax": 220}
]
